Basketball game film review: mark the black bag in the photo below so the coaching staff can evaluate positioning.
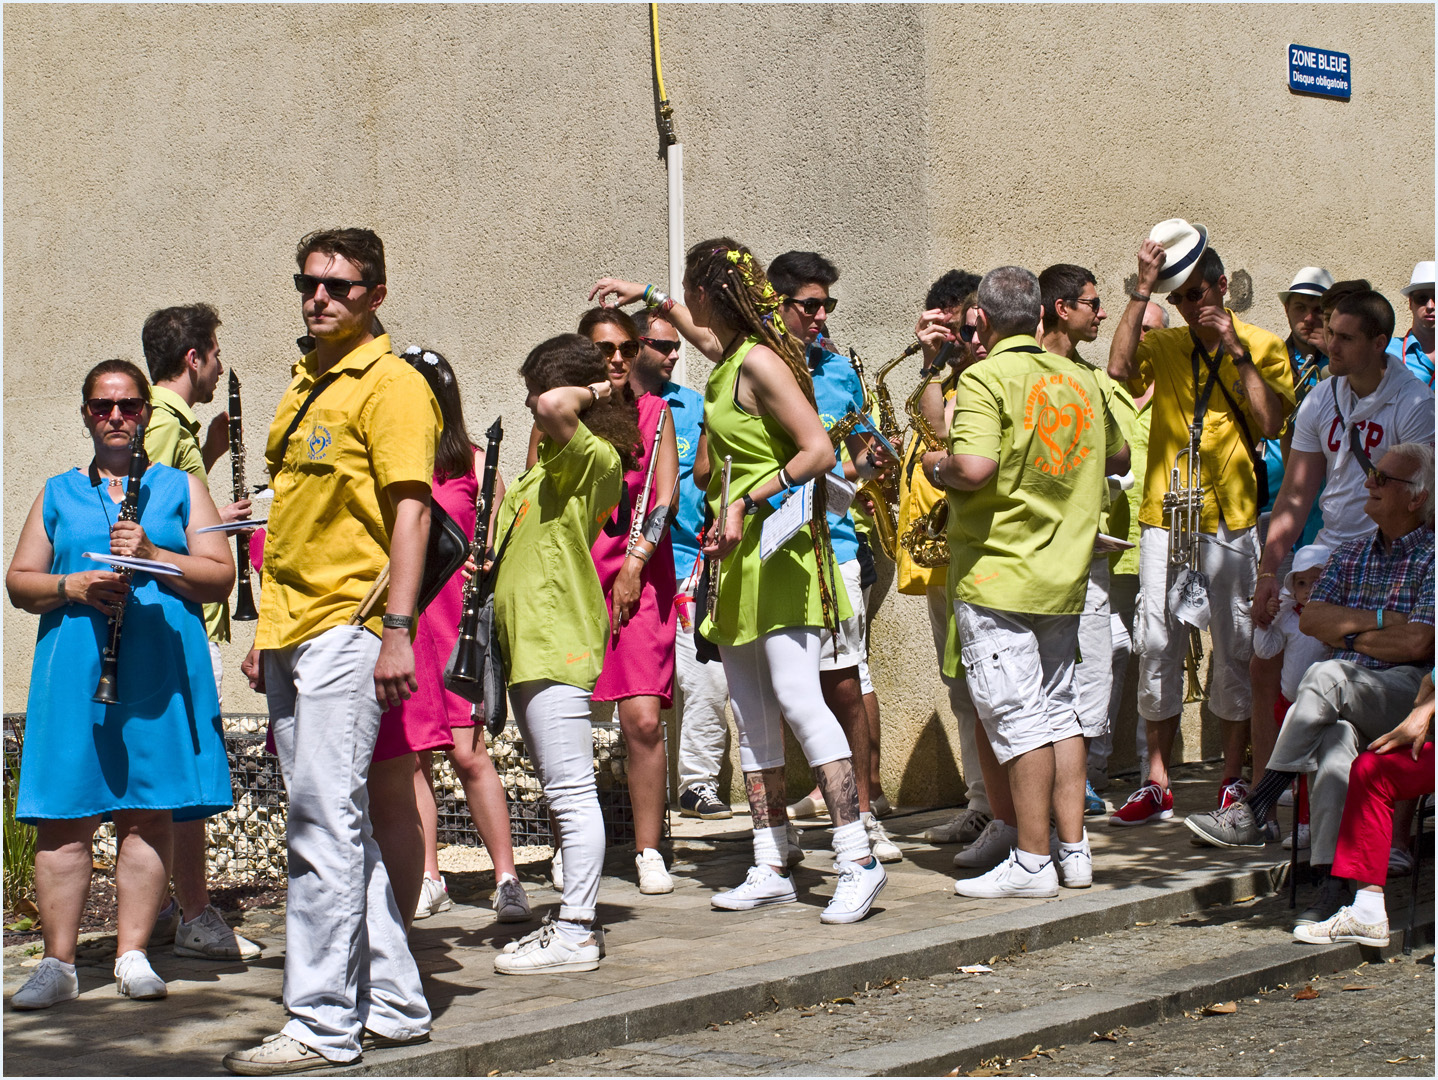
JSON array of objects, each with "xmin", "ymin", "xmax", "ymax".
[
  {"xmin": 419, "ymin": 503, "xmax": 469, "ymax": 614},
  {"xmin": 442, "ymin": 518, "xmax": 517, "ymax": 735}
]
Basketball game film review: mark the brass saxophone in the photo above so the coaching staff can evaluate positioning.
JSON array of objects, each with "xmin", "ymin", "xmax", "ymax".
[
  {"xmin": 825, "ymin": 342, "xmax": 904, "ymax": 560},
  {"xmin": 898, "ymin": 371, "xmax": 951, "ymax": 568}
]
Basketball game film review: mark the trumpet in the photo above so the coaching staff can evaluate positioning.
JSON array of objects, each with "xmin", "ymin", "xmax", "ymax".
[
  {"xmin": 1162, "ymin": 423, "xmax": 1207, "ymax": 704},
  {"xmin": 1292, "ymin": 351, "xmax": 1325, "ymax": 405}
]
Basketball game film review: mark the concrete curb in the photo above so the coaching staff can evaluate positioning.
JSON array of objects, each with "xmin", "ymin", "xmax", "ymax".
[{"xmin": 347, "ymin": 861, "xmax": 1307, "ymax": 1076}]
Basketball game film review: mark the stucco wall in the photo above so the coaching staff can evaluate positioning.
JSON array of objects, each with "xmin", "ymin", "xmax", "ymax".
[{"xmin": 4, "ymin": 4, "xmax": 1432, "ymax": 805}]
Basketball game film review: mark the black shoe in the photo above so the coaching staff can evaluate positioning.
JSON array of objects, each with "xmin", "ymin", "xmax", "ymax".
[
  {"xmin": 678, "ymin": 782, "xmax": 733, "ymax": 820},
  {"xmin": 1295, "ymin": 874, "xmax": 1352, "ymax": 926}
]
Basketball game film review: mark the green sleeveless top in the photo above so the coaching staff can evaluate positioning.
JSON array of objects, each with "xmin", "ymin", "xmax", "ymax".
[{"xmin": 699, "ymin": 337, "xmax": 851, "ymax": 647}]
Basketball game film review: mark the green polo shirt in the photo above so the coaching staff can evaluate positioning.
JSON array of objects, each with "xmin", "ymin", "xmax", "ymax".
[
  {"xmin": 146, "ymin": 384, "xmax": 229, "ymax": 643},
  {"xmin": 946, "ymin": 335, "xmax": 1124, "ymax": 617}
]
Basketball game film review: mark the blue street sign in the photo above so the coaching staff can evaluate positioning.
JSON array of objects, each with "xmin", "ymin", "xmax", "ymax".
[{"xmin": 1288, "ymin": 44, "xmax": 1352, "ymax": 99}]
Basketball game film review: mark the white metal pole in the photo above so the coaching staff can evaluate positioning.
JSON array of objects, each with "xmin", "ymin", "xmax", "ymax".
[{"xmin": 666, "ymin": 141, "xmax": 686, "ymax": 386}]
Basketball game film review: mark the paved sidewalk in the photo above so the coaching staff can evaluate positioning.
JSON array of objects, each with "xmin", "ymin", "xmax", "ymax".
[{"xmin": 2, "ymin": 763, "xmax": 1387, "ymax": 1076}]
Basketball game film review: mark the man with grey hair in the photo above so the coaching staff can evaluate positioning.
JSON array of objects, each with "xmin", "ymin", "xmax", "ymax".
[
  {"xmin": 1187, "ymin": 442, "xmax": 1434, "ymax": 929},
  {"xmin": 922, "ymin": 266, "xmax": 1127, "ymax": 898}
]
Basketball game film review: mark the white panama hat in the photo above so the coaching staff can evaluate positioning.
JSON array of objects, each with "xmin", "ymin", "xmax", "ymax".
[
  {"xmin": 1278, "ymin": 267, "xmax": 1334, "ymax": 303},
  {"xmin": 1400, "ymin": 261, "xmax": 1435, "ymax": 297},
  {"xmin": 1149, "ymin": 218, "xmax": 1210, "ymax": 293}
]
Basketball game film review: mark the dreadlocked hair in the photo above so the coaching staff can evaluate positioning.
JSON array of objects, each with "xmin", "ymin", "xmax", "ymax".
[
  {"xmin": 520, "ymin": 334, "xmax": 639, "ymax": 473},
  {"xmin": 684, "ymin": 237, "xmax": 816, "ymax": 408},
  {"xmin": 685, "ymin": 238, "xmax": 842, "ymax": 645}
]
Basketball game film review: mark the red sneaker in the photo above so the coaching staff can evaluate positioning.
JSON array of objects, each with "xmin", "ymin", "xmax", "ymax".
[
  {"xmin": 1219, "ymin": 777, "xmax": 1249, "ymax": 810},
  {"xmin": 1109, "ymin": 783, "xmax": 1173, "ymax": 827}
]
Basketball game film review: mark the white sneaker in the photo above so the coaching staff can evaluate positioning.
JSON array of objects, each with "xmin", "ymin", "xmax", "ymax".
[
  {"xmin": 494, "ymin": 920, "xmax": 600, "ymax": 975},
  {"xmin": 550, "ymin": 847, "xmax": 564, "ymax": 890},
  {"xmin": 1053, "ymin": 831, "xmax": 1092, "ymax": 889},
  {"xmin": 870, "ymin": 794, "xmax": 893, "ymax": 819},
  {"xmin": 114, "ymin": 950, "xmax": 167, "ymax": 1000},
  {"xmin": 492, "ymin": 873, "xmax": 532, "ymax": 923},
  {"xmin": 414, "ymin": 874, "xmax": 453, "ymax": 921},
  {"xmin": 925, "ymin": 808, "xmax": 991, "ymax": 844},
  {"xmin": 785, "ymin": 824, "xmax": 805, "ymax": 868},
  {"xmin": 955, "ymin": 850, "xmax": 1059, "ymax": 899},
  {"xmin": 712, "ymin": 865, "xmax": 798, "ymax": 911},
  {"xmin": 174, "ymin": 904, "xmax": 263, "ymax": 960},
  {"xmin": 1277, "ymin": 786, "xmax": 1295, "ymax": 807},
  {"xmin": 954, "ymin": 818, "xmax": 1018, "ymax": 868},
  {"xmin": 863, "ymin": 814, "xmax": 902, "ymax": 863},
  {"xmin": 11, "ymin": 957, "xmax": 79, "ymax": 1010},
  {"xmin": 821, "ymin": 859, "xmax": 887, "ymax": 924},
  {"xmin": 635, "ymin": 849, "xmax": 674, "ymax": 895},
  {"xmin": 1282, "ymin": 824, "xmax": 1311, "ymax": 851}
]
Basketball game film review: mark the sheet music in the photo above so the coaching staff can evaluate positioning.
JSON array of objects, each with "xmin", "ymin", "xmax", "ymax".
[{"xmin": 760, "ymin": 481, "xmax": 812, "ymax": 562}]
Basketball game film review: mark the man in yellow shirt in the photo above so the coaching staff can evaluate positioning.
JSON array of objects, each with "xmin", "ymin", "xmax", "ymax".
[
  {"xmin": 1108, "ymin": 225, "xmax": 1295, "ymax": 827},
  {"xmin": 140, "ymin": 302, "xmax": 261, "ymax": 963},
  {"xmin": 225, "ymin": 229, "xmax": 439, "ymax": 1075}
]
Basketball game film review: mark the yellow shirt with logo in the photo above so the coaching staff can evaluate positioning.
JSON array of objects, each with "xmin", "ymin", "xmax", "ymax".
[
  {"xmin": 255, "ymin": 335, "xmax": 441, "ymax": 650},
  {"xmin": 146, "ymin": 384, "xmax": 229, "ymax": 644},
  {"xmin": 946, "ymin": 336, "xmax": 1124, "ymax": 617},
  {"xmin": 1127, "ymin": 312, "xmax": 1294, "ymax": 533}
]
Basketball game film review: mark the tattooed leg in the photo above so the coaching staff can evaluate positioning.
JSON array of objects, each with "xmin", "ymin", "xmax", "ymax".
[
  {"xmin": 813, "ymin": 759, "xmax": 861, "ymax": 828},
  {"xmin": 744, "ymin": 767, "xmax": 788, "ymax": 829}
]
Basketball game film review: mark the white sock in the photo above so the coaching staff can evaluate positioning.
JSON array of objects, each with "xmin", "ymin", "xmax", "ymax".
[
  {"xmin": 52, "ymin": 959, "xmax": 76, "ymax": 973},
  {"xmin": 752, "ymin": 825, "xmax": 787, "ymax": 872},
  {"xmin": 1013, "ymin": 848, "xmax": 1051, "ymax": 874},
  {"xmin": 1351, "ymin": 889, "xmax": 1386, "ymax": 924},
  {"xmin": 832, "ymin": 819, "xmax": 871, "ymax": 865},
  {"xmin": 1058, "ymin": 828, "xmax": 1089, "ymax": 855}
]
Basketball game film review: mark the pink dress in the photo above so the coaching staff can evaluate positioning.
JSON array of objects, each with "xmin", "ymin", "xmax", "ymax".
[{"xmin": 591, "ymin": 392, "xmax": 677, "ymax": 706}]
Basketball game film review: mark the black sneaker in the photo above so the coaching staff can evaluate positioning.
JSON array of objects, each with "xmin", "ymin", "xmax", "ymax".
[
  {"xmin": 1295, "ymin": 874, "xmax": 1352, "ymax": 926},
  {"xmin": 679, "ymin": 782, "xmax": 733, "ymax": 820}
]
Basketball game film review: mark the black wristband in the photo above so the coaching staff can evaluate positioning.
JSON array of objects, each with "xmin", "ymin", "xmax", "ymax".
[{"xmin": 742, "ymin": 493, "xmax": 759, "ymax": 516}]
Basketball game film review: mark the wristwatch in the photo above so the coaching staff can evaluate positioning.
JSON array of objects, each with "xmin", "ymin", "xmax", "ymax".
[
  {"xmin": 1343, "ymin": 631, "xmax": 1360, "ymax": 651},
  {"xmin": 382, "ymin": 613, "xmax": 415, "ymax": 630},
  {"xmin": 742, "ymin": 493, "xmax": 760, "ymax": 516}
]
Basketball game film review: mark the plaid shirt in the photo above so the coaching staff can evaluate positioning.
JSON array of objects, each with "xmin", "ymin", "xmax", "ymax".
[{"xmin": 1310, "ymin": 525, "xmax": 1435, "ymax": 670}]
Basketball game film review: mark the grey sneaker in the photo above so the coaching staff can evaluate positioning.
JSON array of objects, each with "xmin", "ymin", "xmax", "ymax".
[
  {"xmin": 149, "ymin": 897, "xmax": 180, "ymax": 949},
  {"xmin": 223, "ymin": 1033, "xmax": 348, "ymax": 1075},
  {"xmin": 1293, "ymin": 904, "xmax": 1389, "ymax": 947},
  {"xmin": 870, "ymin": 793, "xmax": 893, "ymax": 819},
  {"xmin": 925, "ymin": 808, "xmax": 991, "ymax": 845},
  {"xmin": 492, "ymin": 873, "xmax": 532, "ymax": 923},
  {"xmin": 1296, "ymin": 875, "xmax": 1353, "ymax": 926},
  {"xmin": 954, "ymin": 818, "xmax": 1018, "ymax": 868},
  {"xmin": 1183, "ymin": 801, "xmax": 1265, "ymax": 848},
  {"xmin": 114, "ymin": 950, "xmax": 166, "ymax": 1000},
  {"xmin": 785, "ymin": 824, "xmax": 805, "ymax": 868},
  {"xmin": 11, "ymin": 957, "xmax": 79, "ymax": 1010},
  {"xmin": 678, "ymin": 781, "xmax": 733, "ymax": 819},
  {"xmin": 175, "ymin": 904, "xmax": 263, "ymax": 960}
]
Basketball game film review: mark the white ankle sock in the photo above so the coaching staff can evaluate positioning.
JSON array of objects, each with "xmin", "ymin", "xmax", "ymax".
[
  {"xmin": 832, "ymin": 820, "xmax": 870, "ymax": 864},
  {"xmin": 1013, "ymin": 848, "xmax": 1051, "ymax": 874},
  {"xmin": 752, "ymin": 825, "xmax": 787, "ymax": 871},
  {"xmin": 1351, "ymin": 889, "xmax": 1386, "ymax": 924}
]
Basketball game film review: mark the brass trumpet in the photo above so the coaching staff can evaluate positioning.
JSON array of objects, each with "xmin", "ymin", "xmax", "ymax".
[{"xmin": 1162, "ymin": 423, "xmax": 1207, "ymax": 704}]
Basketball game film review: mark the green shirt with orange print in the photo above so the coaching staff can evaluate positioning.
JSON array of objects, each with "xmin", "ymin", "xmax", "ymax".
[
  {"xmin": 492, "ymin": 421, "xmax": 622, "ymax": 691},
  {"xmin": 945, "ymin": 335, "xmax": 1124, "ymax": 617}
]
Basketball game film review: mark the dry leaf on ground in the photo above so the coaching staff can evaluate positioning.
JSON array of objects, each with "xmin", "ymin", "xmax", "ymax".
[
  {"xmin": 1293, "ymin": 986, "xmax": 1320, "ymax": 1000},
  {"xmin": 1202, "ymin": 1001, "xmax": 1238, "ymax": 1015}
]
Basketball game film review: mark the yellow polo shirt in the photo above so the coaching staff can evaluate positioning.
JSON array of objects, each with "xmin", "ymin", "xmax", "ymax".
[
  {"xmin": 146, "ymin": 384, "xmax": 229, "ymax": 644},
  {"xmin": 1127, "ymin": 312, "xmax": 1293, "ymax": 533},
  {"xmin": 896, "ymin": 380, "xmax": 953, "ymax": 595},
  {"xmin": 255, "ymin": 335, "xmax": 441, "ymax": 649}
]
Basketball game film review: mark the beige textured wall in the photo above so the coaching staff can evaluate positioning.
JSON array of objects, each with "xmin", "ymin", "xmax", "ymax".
[{"xmin": 5, "ymin": 4, "xmax": 1432, "ymax": 805}]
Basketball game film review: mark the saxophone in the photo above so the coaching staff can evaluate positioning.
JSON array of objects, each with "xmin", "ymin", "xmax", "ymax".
[
  {"xmin": 824, "ymin": 342, "xmax": 904, "ymax": 561},
  {"xmin": 898, "ymin": 370, "xmax": 951, "ymax": 568}
]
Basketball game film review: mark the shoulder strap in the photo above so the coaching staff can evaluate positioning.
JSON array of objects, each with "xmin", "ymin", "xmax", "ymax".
[
  {"xmin": 480, "ymin": 514, "xmax": 520, "ymax": 599},
  {"xmin": 279, "ymin": 373, "xmax": 340, "ymax": 460}
]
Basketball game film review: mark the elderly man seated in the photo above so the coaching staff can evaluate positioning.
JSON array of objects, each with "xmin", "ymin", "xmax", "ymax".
[{"xmin": 1185, "ymin": 442, "xmax": 1434, "ymax": 927}]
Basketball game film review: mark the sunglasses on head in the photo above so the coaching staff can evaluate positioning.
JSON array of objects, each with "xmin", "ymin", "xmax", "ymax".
[
  {"xmin": 86, "ymin": 397, "xmax": 147, "ymax": 419},
  {"xmin": 784, "ymin": 296, "xmax": 838, "ymax": 316},
  {"xmin": 640, "ymin": 336, "xmax": 681, "ymax": 355},
  {"xmin": 293, "ymin": 273, "xmax": 378, "ymax": 298},
  {"xmin": 594, "ymin": 339, "xmax": 640, "ymax": 360}
]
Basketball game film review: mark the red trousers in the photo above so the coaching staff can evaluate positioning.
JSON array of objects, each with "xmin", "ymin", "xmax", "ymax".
[{"xmin": 1332, "ymin": 743, "xmax": 1435, "ymax": 887}]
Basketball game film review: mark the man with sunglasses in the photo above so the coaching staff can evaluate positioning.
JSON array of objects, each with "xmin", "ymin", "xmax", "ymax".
[
  {"xmin": 765, "ymin": 250, "xmax": 900, "ymax": 861},
  {"xmin": 1387, "ymin": 261, "xmax": 1435, "ymax": 387},
  {"xmin": 139, "ymin": 302, "xmax": 263, "ymax": 965},
  {"xmin": 1186, "ymin": 443, "xmax": 1433, "ymax": 929},
  {"xmin": 1107, "ymin": 234, "xmax": 1295, "ymax": 827},
  {"xmin": 226, "ymin": 228, "xmax": 437, "ymax": 1075}
]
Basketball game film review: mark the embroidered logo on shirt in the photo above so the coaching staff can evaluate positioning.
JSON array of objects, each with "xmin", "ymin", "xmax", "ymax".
[
  {"xmin": 307, "ymin": 424, "xmax": 332, "ymax": 462},
  {"xmin": 676, "ymin": 435, "xmax": 692, "ymax": 458},
  {"xmin": 1024, "ymin": 374, "xmax": 1095, "ymax": 476}
]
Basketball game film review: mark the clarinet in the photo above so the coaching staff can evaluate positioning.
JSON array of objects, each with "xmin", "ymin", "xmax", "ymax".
[
  {"xmin": 93, "ymin": 424, "xmax": 148, "ymax": 705},
  {"xmin": 447, "ymin": 418, "xmax": 504, "ymax": 687},
  {"xmin": 229, "ymin": 371, "xmax": 258, "ymax": 621}
]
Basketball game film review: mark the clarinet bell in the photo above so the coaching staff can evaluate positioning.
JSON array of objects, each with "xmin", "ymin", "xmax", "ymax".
[{"xmin": 93, "ymin": 661, "xmax": 120, "ymax": 705}]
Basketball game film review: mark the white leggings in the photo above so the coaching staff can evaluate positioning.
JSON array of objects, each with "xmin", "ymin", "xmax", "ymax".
[
  {"xmin": 509, "ymin": 680, "xmax": 602, "ymax": 924},
  {"xmin": 720, "ymin": 628, "xmax": 851, "ymax": 773}
]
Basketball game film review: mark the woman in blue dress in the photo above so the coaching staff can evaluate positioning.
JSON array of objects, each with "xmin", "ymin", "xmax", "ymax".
[{"xmin": 5, "ymin": 359, "xmax": 235, "ymax": 1010}]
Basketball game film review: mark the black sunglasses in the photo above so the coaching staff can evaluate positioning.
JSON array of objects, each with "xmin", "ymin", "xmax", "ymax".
[
  {"xmin": 957, "ymin": 324, "xmax": 978, "ymax": 342},
  {"xmin": 293, "ymin": 273, "xmax": 378, "ymax": 298},
  {"xmin": 1410, "ymin": 291, "xmax": 1435, "ymax": 305},
  {"xmin": 640, "ymin": 336, "xmax": 681, "ymax": 355},
  {"xmin": 86, "ymin": 397, "xmax": 147, "ymax": 419},
  {"xmin": 1166, "ymin": 283, "xmax": 1213, "ymax": 306},
  {"xmin": 594, "ymin": 340, "xmax": 640, "ymax": 361},
  {"xmin": 784, "ymin": 296, "xmax": 838, "ymax": 316},
  {"xmin": 1064, "ymin": 296, "xmax": 1102, "ymax": 312}
]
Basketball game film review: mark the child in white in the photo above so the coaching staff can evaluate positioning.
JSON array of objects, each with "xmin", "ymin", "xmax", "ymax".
[{"xmin": 1252, "ymin": 545, "xmax": 1331, "ymax": 701}]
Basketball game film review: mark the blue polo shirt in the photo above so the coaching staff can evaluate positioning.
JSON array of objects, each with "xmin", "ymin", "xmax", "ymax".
[
  {"xmin": 807, "ymin": 343, "xmax": 863, "ymax": 565},
  {"xmin": 1387, "ymin": 332, "xmax": 1433, "ymax": 388},
  {"xmin": 661, "ymin": 380, "xmax": 706, "ymax": 580}
]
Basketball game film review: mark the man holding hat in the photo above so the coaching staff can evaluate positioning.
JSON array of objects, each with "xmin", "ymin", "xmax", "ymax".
[
  {"xmin": 1278, "ymin": 267, "xmax": 1334, "ymax": 404},
  {"xmin": 1106, "ymin": 221, "xmax": 1295, "ymax": 826},
  {"xmin": 1388, "ymin": 261, "xmax": 1434, "ymax": 387}
]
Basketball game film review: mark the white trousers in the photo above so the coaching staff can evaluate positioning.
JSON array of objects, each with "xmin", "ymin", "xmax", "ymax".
[
  {"xmin": 1074, "ymin": 557, "xmax": 1114, "ymax": 741},
  {"xmin": 720, "ymin": 628, "xmax": 852, "ymax": 773},
  {"xmin": 265, "ymin": 626, "xmax": 430, "ymax": 1061},
  {"xmin": 510, "ymin": 680, "xmax": 604, "ymax": 924},
  {"xmin": 927, "ymin": 587, "xmax": 990, "ymax": 816},
  {"xmin": 674, "ymin": 577, "xmax": 733, "ymax": 795}
]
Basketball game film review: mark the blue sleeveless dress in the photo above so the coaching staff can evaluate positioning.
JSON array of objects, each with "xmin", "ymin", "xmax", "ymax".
[{"xmin": 16, "ymin": 465, "xmax": 232, "ymax": 824}]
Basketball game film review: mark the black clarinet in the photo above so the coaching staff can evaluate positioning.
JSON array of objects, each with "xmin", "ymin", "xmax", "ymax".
[
  {"xmin": 447, "ymin": 418, "xmax": 503, "ymax": 686},
  {"xmin": 93, "ymin": 424, "xmax": 148, "ymax": 704},
  {"xmin": 228, "ymin": 371, "xmax": 258, "ymax": 621}
]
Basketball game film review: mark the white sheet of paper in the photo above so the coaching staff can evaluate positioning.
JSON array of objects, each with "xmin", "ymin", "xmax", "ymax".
[
  {"xmin": 825, "ymin": 473, "xmax": 857, "ymax": 516},
  {"xmin": 251, "ymin": 488, "xmax": 274, "ymax": 501},
  {"xmin": 760, "ymin": 481, "xmax": 812, "ymax": 562},
  {"xmin": 196, "ymin": 519, "xmax": 264, "ymax": 534},
  {"xmin": 1092, "ymin": 532, "xmax": 1135, "ymax": 553},
  {"xmin": 82, "ymin": 552, "xmax": 183, "ymax": 577}
]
